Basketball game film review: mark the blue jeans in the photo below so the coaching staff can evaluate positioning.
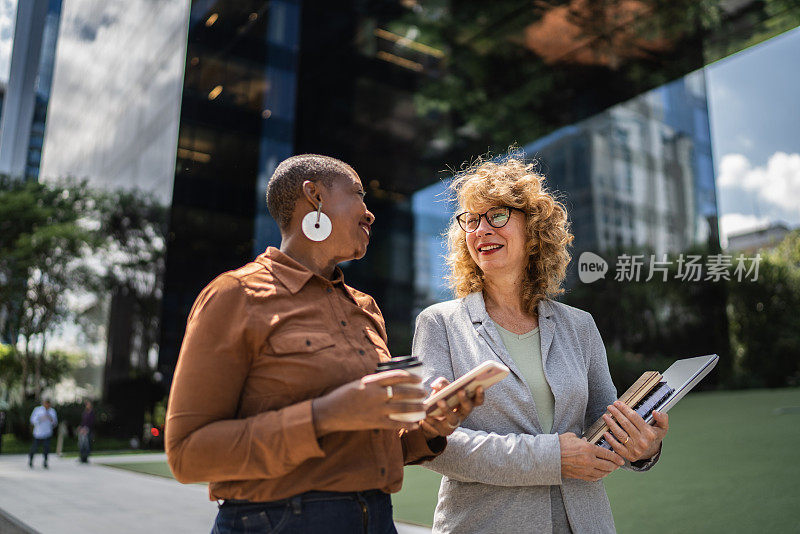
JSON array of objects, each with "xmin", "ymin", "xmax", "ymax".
[
  {"xmin": 212, "ymin": 490, "xmax": 397, "ymax": 534},
  {"xmin": 78, "ymin": 431, "xmax": 92, "ymax": 462},
  {"xmin": 29, "ymin": 437, "xmax": 51, "ymax": 465}
]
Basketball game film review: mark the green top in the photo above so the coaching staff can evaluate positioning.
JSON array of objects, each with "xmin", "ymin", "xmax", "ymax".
[{"xmin": 495, "ymin": 323, "xmax": 556, "ymax": 434}]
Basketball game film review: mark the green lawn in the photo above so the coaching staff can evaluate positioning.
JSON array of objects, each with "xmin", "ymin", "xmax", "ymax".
[
  {"xmin": 100, "ymin": 461, "xmax": 176, "ymax": 479},
  {"xmin": 393, "ymin": 387, "xmax": 800, "ymax": 532},
  {"xmin": 96, "ymin": 388, "xmax": 800, "ymax": 532}
]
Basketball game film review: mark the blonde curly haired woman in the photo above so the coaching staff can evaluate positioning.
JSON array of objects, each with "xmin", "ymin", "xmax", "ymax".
[{"xmin": 413, "ymin": 154, "xmax": 669, "ymax": 533}]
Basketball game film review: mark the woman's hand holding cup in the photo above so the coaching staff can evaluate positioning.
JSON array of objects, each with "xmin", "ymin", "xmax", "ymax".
[{"xmin": 311, "ymin": 370, "xmax": 426, "ymax": 437}]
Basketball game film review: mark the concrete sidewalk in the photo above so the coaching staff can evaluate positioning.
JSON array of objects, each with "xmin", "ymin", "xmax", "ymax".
[{"xmin": 0, "ymin": 453, "xmax": 430, "ymax": 533}]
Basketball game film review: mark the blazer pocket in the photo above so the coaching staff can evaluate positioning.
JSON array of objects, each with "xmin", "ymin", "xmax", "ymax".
[{"xmin": 269, "ymin": 330, "xmax": 336, "ymax": 355}]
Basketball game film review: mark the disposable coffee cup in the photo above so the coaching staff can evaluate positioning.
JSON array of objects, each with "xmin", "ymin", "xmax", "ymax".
[{"xmin": 376, "ymin": 356, "xmax": 426, "ymax": 422}]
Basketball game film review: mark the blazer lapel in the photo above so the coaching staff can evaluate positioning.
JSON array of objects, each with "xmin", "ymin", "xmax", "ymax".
[
  {"xmin": 538, "ymin": 300, "xmax": 555, "ymax": 366},
  {"xmin": 464, "ymin": 292, "xmax": 546, "ymax": 432},
  {"xmin": 538, "ymin": 299, "xmax": 565, "ymax": 432},
  {"xmin": 464, "ymin": 292, "xmax": 522, "ymax": 375}
]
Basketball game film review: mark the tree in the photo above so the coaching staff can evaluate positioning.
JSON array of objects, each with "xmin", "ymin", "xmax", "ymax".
[
  {"xmin": 727, "ymin": 231, "xmax": 800, "ymax": 388},
  {"xmin": 90, "ymin": 188, "xmax": 168, "ymax": 399},
  {"xmin": 0, "ymin": 176, "xmax": 99, "ymax": 401}
]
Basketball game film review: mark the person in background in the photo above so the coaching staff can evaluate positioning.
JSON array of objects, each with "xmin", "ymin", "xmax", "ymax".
[
  {"xmin": 78, "ymin": 400, "xmax": 95, "ymax": 463},
  {"xmin": 166, "ymin": 154, "xmax": 482, "ymax": 534},
  {"xmin": 29, "ymin": 399, "xmax": 58, "ymax": 469}
]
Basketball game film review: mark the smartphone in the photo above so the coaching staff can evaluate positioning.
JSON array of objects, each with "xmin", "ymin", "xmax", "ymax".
[{"xmin": 424, "ymin": 361, "xmax": 510, "ymax": 418}]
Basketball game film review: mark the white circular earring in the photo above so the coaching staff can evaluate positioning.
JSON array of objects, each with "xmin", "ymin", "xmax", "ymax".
[{"xmin": 301, "ymin": 200, "xmax": 332, "ymax": 241}]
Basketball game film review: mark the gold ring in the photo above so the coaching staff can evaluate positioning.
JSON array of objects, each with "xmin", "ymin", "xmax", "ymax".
[
  {"xmin": 385, "ymin": 386, "xmax": 393, "ymax": 401},
  {"xmin": 622, "ymin": 436, "xmax": 629, "ymax": 445}
]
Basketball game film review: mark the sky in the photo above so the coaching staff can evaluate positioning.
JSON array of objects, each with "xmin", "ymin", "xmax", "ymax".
[{"xmin": 706, "ymin": 26, "xmax": 800, "ymax": 242}]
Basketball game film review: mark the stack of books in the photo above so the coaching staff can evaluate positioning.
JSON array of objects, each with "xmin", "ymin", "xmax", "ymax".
[{"xmin": 584, "ymin": 371, "xmax": 675, "ymax": 450}]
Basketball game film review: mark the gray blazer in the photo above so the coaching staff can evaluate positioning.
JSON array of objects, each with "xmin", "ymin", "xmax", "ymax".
[{"xmin": 413, "ymin": 292, "xmax": 659, "ymax": 534}]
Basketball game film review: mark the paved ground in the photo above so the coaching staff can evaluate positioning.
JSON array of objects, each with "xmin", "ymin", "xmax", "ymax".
[{"xmin": 0, "ymin": 453, "xmax": 430, "ymax": 534}]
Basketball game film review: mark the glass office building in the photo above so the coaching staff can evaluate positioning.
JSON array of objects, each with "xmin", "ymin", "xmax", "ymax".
[
  {"xmin": 36, "ymin": 1, "xmax": 800, "ymax": 405},
  {"xmin": 0, "ymin": 0, "xmax": 62, "ymax": 180}
]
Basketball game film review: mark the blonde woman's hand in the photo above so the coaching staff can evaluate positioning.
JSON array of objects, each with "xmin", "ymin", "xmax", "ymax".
[
  {"xmin": 602, "ymin": 401, "xmax": 668, "ymax": 462},
  {"xmin": 559, "ymin": 432, "xmax": 624, "ymax": 482},
  {"xmin": 419, "ymin": 378, "xmax": 485, "ymax": 439}
]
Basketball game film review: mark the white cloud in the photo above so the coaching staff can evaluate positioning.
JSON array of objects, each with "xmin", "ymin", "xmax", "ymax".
[
  {"xmin": 0, "ymin": 0, "xmax": 17, "ymax": 84},
  {"xmin": 718, "ymin": 152, "xmax": 800, "ymax": 213}
]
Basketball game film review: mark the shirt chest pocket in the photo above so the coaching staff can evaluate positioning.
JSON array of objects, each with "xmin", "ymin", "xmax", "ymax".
[
  {"xmin": 247, "ymin": 330, "xmax": 340, "ymax": 405},
  {"xmin": 269, "ymin": 331, "xmax": 336, "ymax": 355}
]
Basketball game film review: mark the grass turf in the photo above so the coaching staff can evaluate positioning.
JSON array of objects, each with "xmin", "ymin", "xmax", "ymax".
[
  {"xmin": 97, "ymin": 388, "xmax": 800, "ymax": 532},
  {"xmin": 99, "ymin": 461, "xmax": 177, "ymax": 479},
  {"xmin": 393, "ymin": 387, "xmax": 800, "ymax": 532}
]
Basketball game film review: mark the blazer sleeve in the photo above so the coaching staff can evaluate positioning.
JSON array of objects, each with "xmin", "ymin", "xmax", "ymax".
[
  {"xmin": 584, "ymin": 315, "xmax": 661, "ymax": 472},
  {"xmin": 413, "ymin": 308, "xmax": 562, "ymax": 486}
]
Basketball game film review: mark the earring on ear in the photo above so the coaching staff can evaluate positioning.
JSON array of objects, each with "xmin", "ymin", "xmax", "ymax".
[{"xmin": 301, "ymin": 200, "xmax": 332, "ymax": 241}]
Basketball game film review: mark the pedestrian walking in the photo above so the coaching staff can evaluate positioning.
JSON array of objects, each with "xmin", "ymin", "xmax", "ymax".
[
  {"xmin": 29, "ymin": 399, "xmax": 58, "ymax": 468},
  {"xmin": 78, "ymin": 400, "xmax": 95, "ymax": 463}
]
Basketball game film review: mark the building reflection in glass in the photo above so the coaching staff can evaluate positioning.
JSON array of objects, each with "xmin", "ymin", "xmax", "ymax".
[
  {"xmin": 525, "ymin": 70, "xmax": 718, "ymax": 258},
  {"xmin": 412, "ymin": 68, "xmax": 719, "ymax": 309}
]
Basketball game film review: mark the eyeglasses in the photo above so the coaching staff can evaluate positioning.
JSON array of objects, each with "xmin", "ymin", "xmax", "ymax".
[{"xmin": 455, "ymin": 206, "xmax": 525, "ymax": 233}]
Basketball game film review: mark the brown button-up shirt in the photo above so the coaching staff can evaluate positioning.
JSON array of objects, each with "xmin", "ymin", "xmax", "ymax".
[{"xmin": 165, "ymin": 247, "xmax": 444, "ymax": 502}]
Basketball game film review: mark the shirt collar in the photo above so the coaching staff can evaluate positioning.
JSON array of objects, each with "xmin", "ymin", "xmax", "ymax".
[{"xmin": 255, "ymin": 247, "xmax": 348, "ymax": 295}]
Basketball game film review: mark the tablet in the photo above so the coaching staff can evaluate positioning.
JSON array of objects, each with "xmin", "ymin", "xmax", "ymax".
[
  {"xmin": 645, "ymin": 354, "xmax": 719, "ymax": 422},
  {"xmin": 424, "ymin": 361, "xmax": 510, "ymax": 418}
]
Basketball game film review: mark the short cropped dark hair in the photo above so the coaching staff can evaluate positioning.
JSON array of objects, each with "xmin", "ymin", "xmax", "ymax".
[{"xmin": 266, "ymin": 154, "xmax": 356, "ymax": 229}]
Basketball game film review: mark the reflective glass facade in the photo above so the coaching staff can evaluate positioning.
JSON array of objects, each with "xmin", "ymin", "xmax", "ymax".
[
  {"xmin": 285, "ymin": 1, "xmax": 798, "ymax": 360},
  {"xmin": 0, "ymin": 0, "xmax": 61, "ymax": 180},
  {"xmin": 25, "ymin": 0, "xmax": 61, "ymax": 179},
  {"xmin": 159, "ymin": 0, "xmax": 300, "ymax": 375},
  {"xmin": 29, "ymin": 0, "xmax": 800, "ymax": 404}
]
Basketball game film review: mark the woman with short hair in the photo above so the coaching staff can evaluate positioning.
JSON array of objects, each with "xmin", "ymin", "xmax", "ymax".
[
  {"xmin": 166, "ymin": 154, "xmax": 481, "ymax": 534},
  {"xmin": 413, "ymin": 154, "xmax": 668, "ymax": 533}
]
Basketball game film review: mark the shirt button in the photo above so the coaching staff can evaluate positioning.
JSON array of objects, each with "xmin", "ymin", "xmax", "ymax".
[
  {"xmin": 372, "ymin": 429, "xmax": 380, "ymax": 435},
  {"xmin": 306, "ymin": 340, "xmax": 311, "ymax": 346},
  {"xmin": 340, "ymin": 320, "xmax": 347, "ymax": 326},
  {"xmin": 380, "ymin": 467, "xmax": 386, "ymax": 476},
  {"xmin": 359, "ymin": 350, "xmax": 365, "ymax": 355},
  {"xmin": 326, "ymin": 287, "xmax": 333, "ymax": 293}
]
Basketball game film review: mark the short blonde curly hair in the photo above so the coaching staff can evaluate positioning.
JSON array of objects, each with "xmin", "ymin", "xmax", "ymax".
[{"xmin": 445, "ymin": 154, "xmax": 574, "ymax": 315}]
